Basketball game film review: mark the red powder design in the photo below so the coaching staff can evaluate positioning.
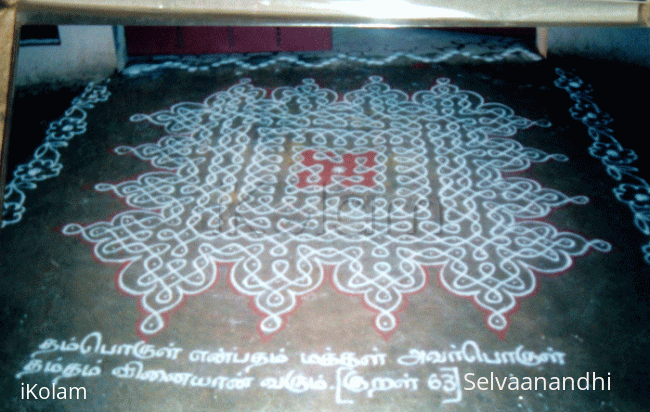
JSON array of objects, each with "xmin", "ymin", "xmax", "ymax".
[{"xmin": 296, "ymin": 150, "xmax": 378, "ymax": 188}]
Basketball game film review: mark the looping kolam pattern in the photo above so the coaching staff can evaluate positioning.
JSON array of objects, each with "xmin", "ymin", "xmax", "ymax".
[
  {"xmin": 2, "ymin": 81, "xmax": 111, "ymax": 227},
  {"xmin": 63, "ymin": 76, "xmax": 609, "ymax": 340},
  {"xmin": 555, "ymin": 68, "xmax": 650, "ymax": 263}
]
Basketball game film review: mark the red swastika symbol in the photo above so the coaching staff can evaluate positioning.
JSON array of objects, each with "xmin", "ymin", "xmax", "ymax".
[{"xmin": 297, "ymin": 150, "xmax": 378, "ymax": 188}]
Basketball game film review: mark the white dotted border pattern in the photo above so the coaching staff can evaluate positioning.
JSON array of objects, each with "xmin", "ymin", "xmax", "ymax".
[
  {"xmin": 555, "ymin": 68, "xmax": 650, "ymax": 264},
  {"xmin": 2, "ymin": 81, "xmax": 111, "ymax": 228},
  {"xmin": 122, "ymin": 45, "xmax": 541, "ymax": 77}
]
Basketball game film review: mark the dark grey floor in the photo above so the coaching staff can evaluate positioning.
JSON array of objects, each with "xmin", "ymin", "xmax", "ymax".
[{"xmin": 2, "ymin": 33, "xmax": 650, "ymax": 411}]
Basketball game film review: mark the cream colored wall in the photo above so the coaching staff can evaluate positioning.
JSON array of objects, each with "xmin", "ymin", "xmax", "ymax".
[{"xmin": 15, "ymin": 25, "xmax": 118, "ymax": 86}]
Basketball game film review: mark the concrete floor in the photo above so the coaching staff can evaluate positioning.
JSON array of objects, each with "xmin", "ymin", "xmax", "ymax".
[
  {"xmin": 2, "ymin": 34, "xmax": 650, "ymax": 412},
  {"xmin": 330, "ymin": 28, "xmax": 535, "ymax": 54}
]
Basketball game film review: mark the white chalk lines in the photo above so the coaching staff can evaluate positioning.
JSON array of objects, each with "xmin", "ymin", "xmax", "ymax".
[
  {"xmin": 555, "ymin": 68, "xmax": 650, "ymax": 263},
  {"xmin": 63, "ymin": 76, "xmax": 609, "ymax": 340},
  {"xmin": 2, "ymin": 81, "xmax": 110, "ymax": 227}
]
